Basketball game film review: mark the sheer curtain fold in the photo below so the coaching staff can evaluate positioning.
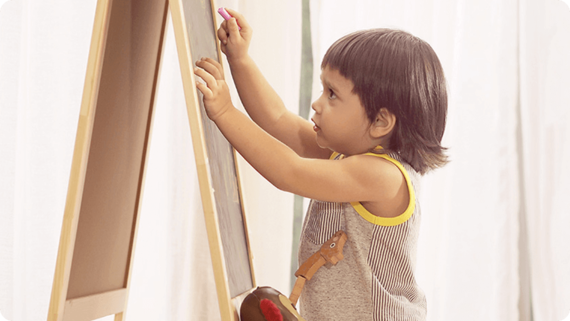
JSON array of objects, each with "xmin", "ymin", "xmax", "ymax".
[
  {"xmin": 1, "ymin": 1, "xmax": 96, "ymax": 320},
  {"xmin": 519, "ymin": 1, "xmax": 570, "ymax": 320}
]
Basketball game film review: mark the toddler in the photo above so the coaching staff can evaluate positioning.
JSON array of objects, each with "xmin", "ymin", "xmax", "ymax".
[{"xmin": 194, "ymin": 8, "xmax": 447, "ymax": 320}]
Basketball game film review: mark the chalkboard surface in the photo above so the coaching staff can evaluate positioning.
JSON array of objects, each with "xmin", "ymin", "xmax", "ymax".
[{"xmin": 181, "ymin": 0, "xmax": 254, "ymax": 298}]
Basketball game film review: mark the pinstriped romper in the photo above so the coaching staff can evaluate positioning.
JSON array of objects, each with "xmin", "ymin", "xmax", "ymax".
[{"xmin": 298, "ymin": 151, "xmax": 426, "ymax": 321}]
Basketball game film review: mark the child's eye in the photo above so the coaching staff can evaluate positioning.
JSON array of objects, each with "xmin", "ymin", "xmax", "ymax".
[{"xmin": 328, "ymin": 88, "xmax": 337, "ymax": 100}]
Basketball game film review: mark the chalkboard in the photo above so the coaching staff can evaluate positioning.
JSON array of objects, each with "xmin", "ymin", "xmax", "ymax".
[
  {"xmin": 170, "ymin": 0, "xmax": 256, "ymax": 318},
  {"xmin": 181, "ymin": 0, "xmax": 254, "ymax": 297},
  {"xmin": 48, "ymin": 0, "xmax": 255, "ymax": 320}
]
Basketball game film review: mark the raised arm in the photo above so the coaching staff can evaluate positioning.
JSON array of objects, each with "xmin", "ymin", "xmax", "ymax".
[
  {"xmin": 217, "ymin": 9, "xmax": 330, "ymax": 159},
  {"xmin": 194, "ymin": 59, "xmax": 408, "ymax": 218}
]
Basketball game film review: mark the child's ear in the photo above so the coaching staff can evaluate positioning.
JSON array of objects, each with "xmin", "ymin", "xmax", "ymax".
[{"xmin": 370, "ymin": 108, "xmax": 396, "ymax": 138}]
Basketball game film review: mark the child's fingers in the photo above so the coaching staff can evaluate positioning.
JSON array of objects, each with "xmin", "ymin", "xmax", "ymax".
[
  {"xmin": 196, "ymin": 57, "xmax": 222, "ymax": 76},
  {"xmin": 194, "ymin": 67, "xmax": 217, "ymax": 92},
  {"xmin": 197, "ymin": 58, "xmax": 223, "ymax": 79},
  {"xmin": 224, "ymin": 8, "xmax": 250, "ymax": 30},
  {"xmin": 227, "ymin": 17, "xmax": 240, "ymax": 40},
  {"xmin": 196, "ymin": 57, "xmax": 220, "ymax": 68},
  {"xmin": 195, "ymin": 81, "xmax": 213, "ymax": 98},
  {"xmin": 218, "ymin": 20, "xmax": 229, "ymax": 44}
]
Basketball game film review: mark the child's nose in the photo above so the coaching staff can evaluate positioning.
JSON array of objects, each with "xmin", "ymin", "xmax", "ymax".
[{"xmin": 311, "ymin": 100, "xmax": 320, "ymax": 113}]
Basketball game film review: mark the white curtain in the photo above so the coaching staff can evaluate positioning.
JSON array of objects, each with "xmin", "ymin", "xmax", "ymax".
[
  {"xmin": 519, "ymin": 0, "xmax": 570, "ymax": 320},
  {"xmin": 1, "ymin": 0, "xmax": 569, "ymax": 321},
  {"xmin": 0, "ymin": 1, "xmax": 99, "ymax": 320},
  {"xmin": 310, "ymin": 0, "xmax": 570, "ymax": 320}
]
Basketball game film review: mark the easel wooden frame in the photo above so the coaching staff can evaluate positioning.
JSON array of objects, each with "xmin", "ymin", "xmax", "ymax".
[{"xmin": 47, "ymin": 0, "xmax": 256, "ymax": 320}]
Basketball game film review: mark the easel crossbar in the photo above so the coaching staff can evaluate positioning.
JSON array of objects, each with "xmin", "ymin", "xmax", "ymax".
[{"xmin": 63, "ymin": 289, "xmax": 127, "ymax": 321}]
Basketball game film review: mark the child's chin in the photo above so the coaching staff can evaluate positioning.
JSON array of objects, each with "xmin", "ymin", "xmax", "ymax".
[{"xmin": 315, "ymin": 137, "xmax": 326, "ymax": 149}]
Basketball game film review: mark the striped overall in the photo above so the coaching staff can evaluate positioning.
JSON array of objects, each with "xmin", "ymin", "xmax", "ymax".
[{"xmin": 298, "ymin": 151, "xmax": 426, "ymax": 321}]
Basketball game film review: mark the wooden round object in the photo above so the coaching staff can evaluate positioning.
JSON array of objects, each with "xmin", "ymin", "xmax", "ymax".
[{"xmin": 240, "ymin": 286, "xmax": 303, "ymax": 321}]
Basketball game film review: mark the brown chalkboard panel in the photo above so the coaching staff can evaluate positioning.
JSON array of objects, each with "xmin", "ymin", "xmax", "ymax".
[
  {"xmin": 48, "ymin": 0, "xmax": 169, "ymax": 319},
  {"xmin": 66, "ymin": 0, "xmax": 167, "ymax": 298}
]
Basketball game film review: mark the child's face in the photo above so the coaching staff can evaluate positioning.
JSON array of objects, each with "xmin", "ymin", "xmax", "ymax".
[{"xmin": 311, "ymin": 66, "xmax": 375, "ymax": 156}]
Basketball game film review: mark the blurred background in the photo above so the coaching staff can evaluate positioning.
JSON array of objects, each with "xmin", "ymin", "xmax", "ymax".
[{"xmin": 1, "ymin": 0, "xmax": 569, "ymax": 320}]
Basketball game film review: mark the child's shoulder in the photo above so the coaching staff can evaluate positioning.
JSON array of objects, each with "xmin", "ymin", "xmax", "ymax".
[
  {"xmin": 349, "ymin": 153, "xmax": 406, "ymax": 183},
  {"xmin": 344, "ymin": 152, "xmax": 410, "ymax": 218}
]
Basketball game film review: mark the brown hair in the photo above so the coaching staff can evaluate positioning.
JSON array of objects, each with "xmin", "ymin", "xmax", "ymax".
[{"xmin": 322, "ymin": 29, "xmax": 448, "ymax": 174}]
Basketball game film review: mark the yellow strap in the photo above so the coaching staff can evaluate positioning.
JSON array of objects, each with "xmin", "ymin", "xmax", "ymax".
[
  {"xmin": 330, "ymin": 148, "xmax": 415, "ymax": 226},
  {"xmin": 351, "ymin": 152, "xmax": 416, "ymax": 226}
]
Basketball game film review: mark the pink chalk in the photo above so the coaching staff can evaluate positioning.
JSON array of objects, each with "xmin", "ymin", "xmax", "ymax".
[{"xmin": 217, "ymin": 8, "xmax": 241, "ymax": 30}]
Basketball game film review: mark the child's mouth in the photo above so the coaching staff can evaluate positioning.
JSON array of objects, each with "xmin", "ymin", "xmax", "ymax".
[{"xmin": 311, "ymin": 119, "xmax": 320, "ymax": 132}]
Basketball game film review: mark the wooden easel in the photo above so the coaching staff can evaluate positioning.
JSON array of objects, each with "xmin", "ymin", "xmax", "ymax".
[{"xmin": 47, "ymin": 0, "xmax": 255, "ymax": 320}]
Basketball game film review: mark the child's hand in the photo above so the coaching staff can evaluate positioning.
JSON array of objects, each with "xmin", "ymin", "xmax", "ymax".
[
  {"xmin": 194, "ymin": 57, "xmax": 234, "ymax": 121},
  {"xmin": 217, "ymin": 9, "xmax": 252, "ymax": 63}
]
